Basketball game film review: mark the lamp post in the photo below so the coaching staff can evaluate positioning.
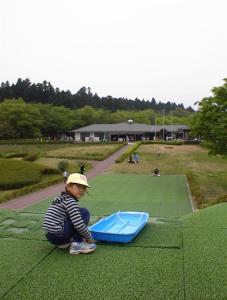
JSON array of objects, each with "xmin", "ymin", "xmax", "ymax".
[
  {"xmin": 154, "ymin": 115, "xmax": 157, "ymax": 140},
  {"xmin": 162, "ymin": 109, "xmax": 165, "ymax": 141}
]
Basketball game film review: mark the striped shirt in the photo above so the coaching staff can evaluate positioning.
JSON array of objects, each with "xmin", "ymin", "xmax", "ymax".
[{"xmin": 43, "ymin": 192, "xmax": 92, "ymax": 240}]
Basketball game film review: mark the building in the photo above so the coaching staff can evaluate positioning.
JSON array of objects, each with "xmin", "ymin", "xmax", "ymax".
[{"xmin": 71, "ymin": 120, "xmax": 189, "ymax": 142}]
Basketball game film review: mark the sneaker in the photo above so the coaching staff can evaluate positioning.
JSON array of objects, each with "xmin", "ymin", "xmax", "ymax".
[
  {"xmin": 69, "ymin": 242, "xmax": 96, "ymax": 255},
  {"xmin": 57, "ymin": 243, "xmax": 71, "ymax": 249}
]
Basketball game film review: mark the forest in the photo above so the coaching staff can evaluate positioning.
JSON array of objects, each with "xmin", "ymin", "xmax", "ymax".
[{"xmin": 0, "ymin": 78, "xmax": 194, "ymax": 113}]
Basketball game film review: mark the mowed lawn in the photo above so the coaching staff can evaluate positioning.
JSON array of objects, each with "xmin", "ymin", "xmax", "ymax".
[{"xmin": 0, "ymin": 173, "xmax": 226, "ymax": 299}]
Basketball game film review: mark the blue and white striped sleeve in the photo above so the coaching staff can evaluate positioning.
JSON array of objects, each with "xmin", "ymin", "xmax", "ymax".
[{"xmin": 65, "ymin": 199, "xmax": 92, "ymax": 240}]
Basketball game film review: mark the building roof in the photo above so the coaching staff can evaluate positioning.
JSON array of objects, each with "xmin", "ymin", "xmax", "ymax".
[{"xmin": 71, "ymin": 122, "xmax": 189, "ymax": 133}]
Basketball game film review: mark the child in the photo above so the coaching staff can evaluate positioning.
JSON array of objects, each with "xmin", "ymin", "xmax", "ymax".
[
  {"xmin": 43, "ymin": 173, "xmax": 96, "ymax": 255},
  {"xmin": 63, "ymin": 170, "xmax": 68, "ymax": 183},
  {"xmin": 79, "ymin": 162, "xmax": 85, "ymax": 174},
  {"xmin": 128, "ymin": 154, "xmax": 134, "ymax": 164},
  {"xmin": 133, "ymin": 152, "xmax": 139, "ymax": 163},
  {"xmin": 153, "ymin": 168, "xmax": 160, "ymax": 176}
]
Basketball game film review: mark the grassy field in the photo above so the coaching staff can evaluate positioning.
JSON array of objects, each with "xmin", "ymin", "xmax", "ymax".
[
  {"xmin": 0, "ymin": 173, "xmax": 226, "ymax": 299},
  {"xmin": 0, "ymin": 143, "xmax": 124, "ymax": 161},
  {"xmin": 110, "ymin": 144, "xmax": 227, "ymax": 207},
  {"xmin": 0, "ymin": 143, "xmax": 122, "ymax": 203}
]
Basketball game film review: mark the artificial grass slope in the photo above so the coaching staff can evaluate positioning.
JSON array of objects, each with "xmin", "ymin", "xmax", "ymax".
[
  {"xmin": 22, "ymin": 174, "xmax": 192, "ymax": 217},
  {"xmin": 0, "ymin": 210, "xmax": 45, "ymax": 241},
  {"xmin": 0, "ymin": 209, "xmax": 182, "ymax": 247},
  {"xmin": 0, "ymin": 239, "xmax": 54, "ymax": 298},
  {"xmin": 1, "ymin": 180, "xmax": 225, "ymax": 299},
  {"xmin": 3, "ymin": 246, "xmax": 184, "ymax": 300},
  {"xmin": 182, "ymin": 203, "xmax": 227, "ymax": 300}
]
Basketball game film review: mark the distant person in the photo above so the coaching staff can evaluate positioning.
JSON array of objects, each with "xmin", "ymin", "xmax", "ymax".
[
  {"xmin": 128, "ymin": 154, "xmax": 134, "ymax": 164},
  {"xmin": 133, "ymin": 152, "xmax": 139, "ymax": 164},
  {"xmin": 63, "ymin": 170, "xmax": 68, "ymax": 183},
  {"xmin": 152, "ymin": 168, "xmax": 160, "ymax": 176},
  {"xmin": 156, "ymin": 147, "xmax": 160, "ymax": 157},
  {"xmin": 43, "ymin": 173, "xmax": 96, "ymax": 254},
  {"xmin": 79, "ymin": 162, "xmax": 85, "ymax": 174}
]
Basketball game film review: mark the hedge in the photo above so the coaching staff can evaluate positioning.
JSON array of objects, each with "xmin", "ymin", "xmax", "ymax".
[
  {"xmin": 115, "ymin": 142, "xmax": 141, "ymax": 163},
  {"xmin": 0, "ymin": 159, "xmax": 43, "ymax": 190},
  {"xmin": 141, "ymin": 140, "xmax": 183, "ymax": 145},
  {"xmin": 0, "ymin": 159, "xmax": 60, "ymax": 191}
]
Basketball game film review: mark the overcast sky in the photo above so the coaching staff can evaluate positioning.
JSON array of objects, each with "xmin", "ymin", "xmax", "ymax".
[{"xmin": 1, "ymin": 0, "xmax": 226, "ymax": 109}]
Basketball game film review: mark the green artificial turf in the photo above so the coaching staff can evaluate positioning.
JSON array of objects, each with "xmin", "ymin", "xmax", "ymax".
[
  {"xmin": 97, "ymin": 223, "xmax": 182, "ymax": 249},
  {"xmin": 183, "ymin": 228, "xmax": 227, "ymax": 299},
  {"xmin": 0, "ymin": 239, "xmax": 54, "ymax": 298},
  {"xmin": 182, "ymin": 203, "xmax": 227, "ymax": 299},
  {"xmin": 1, "ymin": 176, "xmax": 225, "ymax": 299},
  {"xmin": 3, "ymin": 246, "xmax": 184, "ymax": 300},
  {"xmin": 0, "ymin": 210, "xmax": 45, "ymax": 241},
  {"xmin": 22, "ymin": 174, "xmax": 192, "ymax": 217},
  {"xmin": 182, "ymin": 202, "xmax": 227, "ymax": 228}
]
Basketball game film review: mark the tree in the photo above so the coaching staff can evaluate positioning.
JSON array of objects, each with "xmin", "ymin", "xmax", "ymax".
[
  {"xmin": 191, "ymin": 79, "xmax": 227, "ymax": 154},
  {"xmin": 0, "ymin": 99, "xmax": 43, "ymax": 138},
  {"xmin": 35, "ymin": 103, "xmax": 74, "ymax": 136}
]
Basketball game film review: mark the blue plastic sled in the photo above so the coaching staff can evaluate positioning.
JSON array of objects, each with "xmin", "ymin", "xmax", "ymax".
[{"xmin": 89, "ymin": 211, "xmax": 149, "ymax": 243}]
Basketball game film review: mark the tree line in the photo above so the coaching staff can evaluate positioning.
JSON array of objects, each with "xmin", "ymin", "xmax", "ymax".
[
  {"xmin": 0, "ymin": 78, "xmax": 226, "ymax": 155},
  {"xmin": 0, "ymin": 99, "xmax": 193, "ymax": 139},
  {"xmin": 0, "ymin": 78, "xmax": 194, "ymax": 113}
]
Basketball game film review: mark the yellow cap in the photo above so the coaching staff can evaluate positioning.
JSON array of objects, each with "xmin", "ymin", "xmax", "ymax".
[{"xmin": 66, "ymin": 173, "xmax": 91, "ymax": 188}]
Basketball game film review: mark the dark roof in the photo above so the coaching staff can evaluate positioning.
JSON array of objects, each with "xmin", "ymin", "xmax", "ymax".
[{"xmin": 72, "ymin": 122, "xmax": 189, "ymax": 133}]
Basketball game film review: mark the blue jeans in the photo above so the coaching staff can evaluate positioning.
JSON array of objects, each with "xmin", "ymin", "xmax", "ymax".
[{"xmin": 46, "ymin": 208, "xmax": 90, "ymax": 245}]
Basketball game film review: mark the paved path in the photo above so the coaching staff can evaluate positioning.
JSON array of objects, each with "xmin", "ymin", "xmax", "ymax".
[{"xmin": 0, "ymin": 145, "xmax": 129, "ymax": 211}]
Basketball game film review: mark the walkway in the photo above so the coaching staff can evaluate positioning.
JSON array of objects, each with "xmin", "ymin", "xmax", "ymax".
[{"xmin": 0, "ymin": 144, "xmax": 129, "ymax": 210}]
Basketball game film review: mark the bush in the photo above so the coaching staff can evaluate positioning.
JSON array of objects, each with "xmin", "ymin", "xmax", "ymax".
[
  {"xmin": 0, "ymin": 152, "xmax": 27, "ymax": 158},
  {"xmin": 183, "ymin": 140, "xmax": 201, "ymax": 145},
  {"xmin": 0, "ymin": 175, "xmax": 62, "ymax": 204},
  {"xmin": 40, "ymin": 167, "xmax": 61, "ymax": 175},
  {"xmin": 23, "ymin": 153, "xmax": 39, "ymax": 162},
  {"xmin": 141, "ymin": 140, "xmax": 183, "ymax": 145},
  {"xmin": 57, "ymin": 160, "xmax": 69, "ymax": 172}
]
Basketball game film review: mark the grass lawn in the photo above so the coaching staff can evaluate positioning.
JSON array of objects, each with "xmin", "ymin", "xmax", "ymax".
[
  {"xmin": 0, "ymin": 143, "xmax": 124, "ymax": 160},
  {"xmin": 45, "ymin": 143, "xmax": 124, "ymax": 160}
]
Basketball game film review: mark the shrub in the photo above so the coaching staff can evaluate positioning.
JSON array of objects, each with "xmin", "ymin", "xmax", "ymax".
[
  {"xmin": 141, "ymin": 140, "xmax": 183, "ymax": 145},
  {"xmin": 0, "ymin": 152, "xmax": 27, "ymax": 158},
  {"xmin": 40, "ymin": 167, "xmax": 61, "ymax": 175},
  {"xmin": 57, "ymin": 160, "xmax": 69, "ymax": 172},
  {"xmin": 23, "ymin": 153, "xmax": 39, "ymax": 162}
]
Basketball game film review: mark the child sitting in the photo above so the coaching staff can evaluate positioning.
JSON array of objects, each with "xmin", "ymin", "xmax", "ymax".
[
  {"xmin": 153, "ymin": 168, "xmax": 160, "ymax": 176},
  {"xmin": 43, "ymin": 173, "xmax": 96, "ymax": 255}
]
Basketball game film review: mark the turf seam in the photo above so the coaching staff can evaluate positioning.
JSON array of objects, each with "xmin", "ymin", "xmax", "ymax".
[
  {"xmin": 1, "ymin": 246, "xmax": 56, "ymax": 299},
  {"xmin": 181, "ymin": 228, "xmax": 186, "ymax": 300},
  {"xmin": 96, "ymin": 243, "xmax": 182, "ymax": 250}
]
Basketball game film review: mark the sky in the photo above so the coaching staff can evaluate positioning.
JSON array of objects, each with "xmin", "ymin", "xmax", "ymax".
[{"xmin": 1, "ymin": 0, "xmax": 226, "ymax": 109}]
